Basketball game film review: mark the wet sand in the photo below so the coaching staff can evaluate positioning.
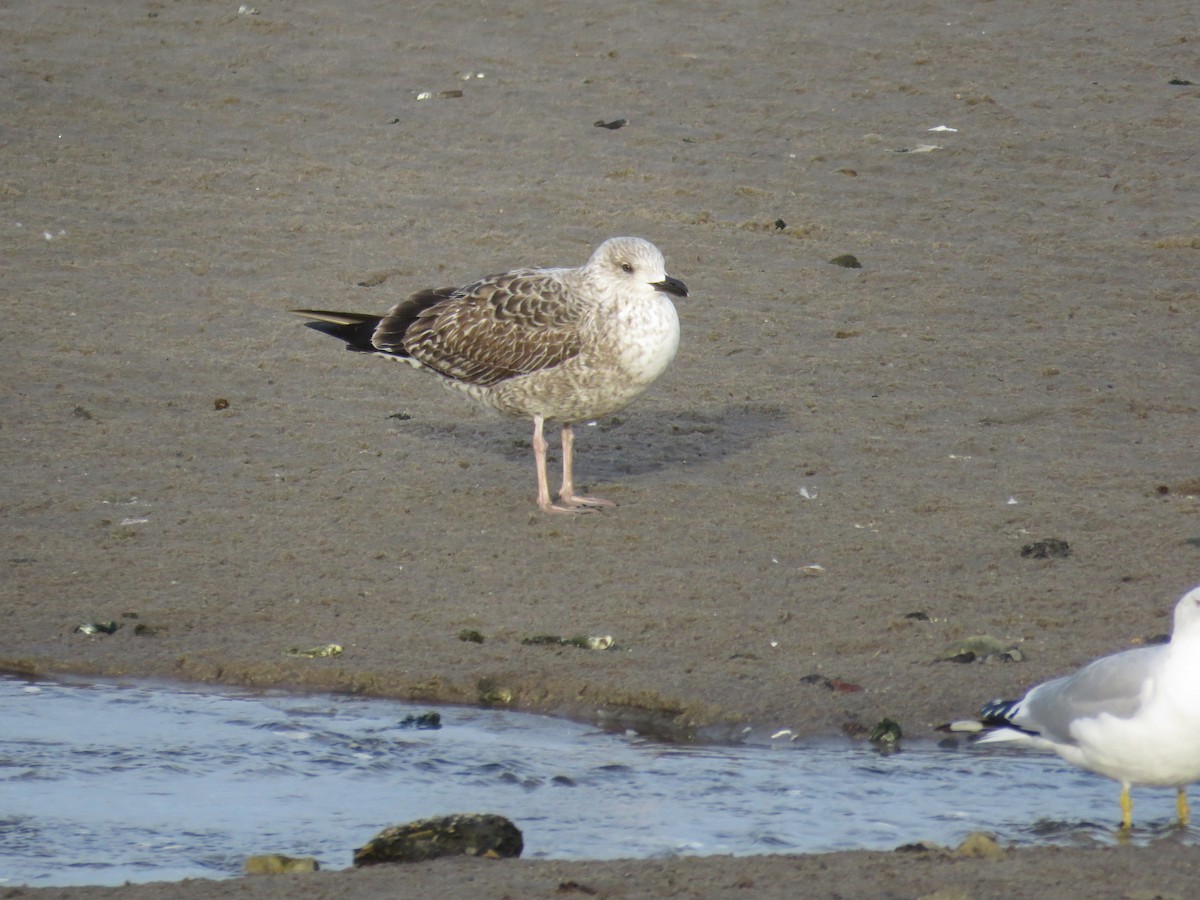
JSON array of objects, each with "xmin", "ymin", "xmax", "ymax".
[{"xmin": 4, "ymin": 0, "xmax": 1199, "ymax": 895}]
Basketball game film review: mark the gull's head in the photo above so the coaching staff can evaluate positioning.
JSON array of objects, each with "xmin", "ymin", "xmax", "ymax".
[
  {"xmin": 1173, "ymin": 584, "xmax": 1200, "ymax": 636},
  {"xmin": 587, "ymin": 237, "xmax": 688, "ymax": 299}
]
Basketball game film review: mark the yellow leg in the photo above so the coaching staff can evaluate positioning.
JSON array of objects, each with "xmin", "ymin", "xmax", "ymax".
[
  {"xmin": 1119, "ymin": 785, "xmax": 1133, "ymax": 831},
  {"xmin": 1178, "ymin": 788, "xmax": 1190, "ymax": 827}
]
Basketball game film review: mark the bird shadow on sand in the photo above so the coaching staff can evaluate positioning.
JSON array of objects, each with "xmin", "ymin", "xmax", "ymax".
[{"xmin": 381, "ymin": 403, "xmax": 790, "ymax": 480}]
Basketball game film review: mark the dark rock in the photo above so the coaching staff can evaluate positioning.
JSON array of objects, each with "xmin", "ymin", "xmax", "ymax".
[
  {"xmin": 1020, "ymin": 538, "xmax": 1071, "ymax": 559},
  {"xmin": 398, "ymin": 711, "xmax": 441, "ymax": 730},
  {"xmin": 353, "ymin": 813, "xmax": 523, "ymax": 866}
]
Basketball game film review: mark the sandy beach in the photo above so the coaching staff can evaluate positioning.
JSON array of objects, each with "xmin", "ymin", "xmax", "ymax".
[{"xmin": 4, "ymin": 0, "xmax": 1199, "ymax": 895}]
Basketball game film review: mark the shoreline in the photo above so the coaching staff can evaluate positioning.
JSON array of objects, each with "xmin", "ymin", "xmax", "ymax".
[{"xmin": 6, "ymin": 0, "xmax": 1198, "ymax": 895}]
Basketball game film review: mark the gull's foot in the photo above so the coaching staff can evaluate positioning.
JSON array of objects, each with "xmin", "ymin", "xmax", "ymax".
[
  {"xmin": 539, "ymin": 501, "xmax": 600, "ymax": 514},
  {"xmin": 561, "ymin": 493, "xmax": 616, "ymax": 510},
  {"xmin": 535, "ymin": 485, "xmax": 616, "ymax": 513},
  {"xmin": 537, "ymin": 493, "xmax": 615, "ymax": 513}
]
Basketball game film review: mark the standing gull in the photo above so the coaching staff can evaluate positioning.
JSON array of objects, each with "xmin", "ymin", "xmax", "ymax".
[
  {"xmin": 293, "ymin": 237, "xmax": 686, "ymax": 513},
  {"xmin": 965, "ymin": 584, "xmax": 1200, "ymax": 829}
]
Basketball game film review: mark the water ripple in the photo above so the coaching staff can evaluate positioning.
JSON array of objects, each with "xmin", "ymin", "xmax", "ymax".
[{"xmin": 1, "ymin": 675, "xmax": 1196, "ymax": 887}]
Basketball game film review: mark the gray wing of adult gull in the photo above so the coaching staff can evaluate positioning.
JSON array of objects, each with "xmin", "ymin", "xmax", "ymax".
[{"xmin": 982, "ymin": 645, "xmax": 1160, "ymax": 744}]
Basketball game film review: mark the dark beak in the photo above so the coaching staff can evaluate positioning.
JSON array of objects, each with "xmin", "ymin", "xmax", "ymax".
[{"xmin": 653, "ymin": 276, "xmax": 688, "ymax": 298}]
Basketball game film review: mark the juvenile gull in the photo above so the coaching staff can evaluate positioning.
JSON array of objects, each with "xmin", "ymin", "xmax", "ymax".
[
  {"xmin": 969, "ymin": 584, "xmax": 1200, "ymax": 829},
  {"xmin": 293, "ymin": 237, "xmax": 686, "ymax": 513}
]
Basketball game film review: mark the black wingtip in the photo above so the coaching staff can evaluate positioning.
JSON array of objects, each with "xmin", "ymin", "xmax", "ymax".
[{"xmin": 979, "ymin": 698, "xmax": 1019, "ymax": 725}]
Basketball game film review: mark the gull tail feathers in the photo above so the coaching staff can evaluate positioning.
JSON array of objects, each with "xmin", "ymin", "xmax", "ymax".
[
  {"xmin": 972, "ymin": 698, "xmax": 1045, "ymax": 743},
  {"xmin": 292, "ymin": 309, "xmax": 384, "ymax": 354},
  {"xmin": 935, "ymin": 698, "xmax": 1025, "ymax": 738}
]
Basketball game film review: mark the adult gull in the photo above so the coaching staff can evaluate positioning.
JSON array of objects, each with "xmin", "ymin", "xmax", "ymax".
[{"xmin": 969, "ymin": 584, "xmax": 1200, "ymax": 829}]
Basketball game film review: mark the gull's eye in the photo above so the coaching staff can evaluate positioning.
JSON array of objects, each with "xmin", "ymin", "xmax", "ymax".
[{"xmin": 621, "ymin": 262, "xmax": 634, "ymax": 274}]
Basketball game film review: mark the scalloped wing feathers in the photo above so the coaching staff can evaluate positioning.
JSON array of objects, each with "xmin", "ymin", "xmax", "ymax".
[{"xmin": 374, "ymin": 270, "xmax": 588, "ymax": 386}]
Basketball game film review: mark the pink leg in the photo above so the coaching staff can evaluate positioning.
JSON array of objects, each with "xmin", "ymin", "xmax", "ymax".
[
  {"xmin": 531, "ymin": 417, "xmax": 592, "ymax": 514},
  {"xmin": 558, "ymin": 422, "xmax": 615, "ymax": 510},
  {"xmin": 532, "ymin": 416, "xmax": 554, "ymax": 511}
]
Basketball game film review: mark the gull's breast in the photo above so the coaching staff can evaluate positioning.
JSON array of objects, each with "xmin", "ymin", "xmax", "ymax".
[{"xmin": 483, "ymin": 293, "xmax": 679, "ymax": 422}]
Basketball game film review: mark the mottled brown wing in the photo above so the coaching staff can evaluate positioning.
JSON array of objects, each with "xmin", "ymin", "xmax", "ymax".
[
  {"xmin": 389, "ymin": 270, "xmax": 588, "ymax": 386},
  {"xmin": 372, "ymin": 288, "xmax": 458, "ymax": 357}
]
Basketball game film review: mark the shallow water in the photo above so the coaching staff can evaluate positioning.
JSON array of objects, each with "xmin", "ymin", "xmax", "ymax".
[{"xmin": 1, "ymin": 676, "xmax": 1195, "ymax": 887}]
